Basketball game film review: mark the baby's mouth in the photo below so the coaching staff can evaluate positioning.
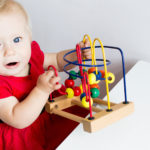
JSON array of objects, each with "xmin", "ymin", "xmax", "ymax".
[
  {"xmin": 5, "ymin": 62, "xmax": 19, "ymax": 69},
  {"xmin": 7, "ymin": 62, "xmax": 17, "ymax": 66}
]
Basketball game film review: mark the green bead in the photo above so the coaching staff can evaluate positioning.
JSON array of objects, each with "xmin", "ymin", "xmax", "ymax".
[
  {"xmin": 69, "ymin": 70, "xmax": 77, "ymax": 80},
  {"xmin": 90, "ymin": 88, "xmax": 100, "ymax": 98},
  {"xmin": 78, "ymin": 69, "xmax": 87, "ymax": 76}
]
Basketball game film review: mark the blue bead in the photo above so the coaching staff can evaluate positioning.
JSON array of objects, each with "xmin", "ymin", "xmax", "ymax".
[
  {"xmin": 93, "ymin": 71, "xmax": 102, "ymax": 80},
  {"xmin": 80, "ymin": 93, "xmax": 86, "ymax": 101}
]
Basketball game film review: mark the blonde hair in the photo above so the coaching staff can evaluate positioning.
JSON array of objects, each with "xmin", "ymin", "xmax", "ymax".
[
  {"xmin": 0, "ymin": 0, "xmax": 7, "ymax": 8},
  {"xmin": 0, "ymin": 0, "xmax": 32, "ymax": 35}
]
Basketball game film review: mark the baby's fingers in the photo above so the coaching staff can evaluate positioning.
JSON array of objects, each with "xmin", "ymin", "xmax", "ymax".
[
  {"xmin": 84, "ymin": 54, "xmax": 92, "ymax": 59},
  {"xmin": 79, "ymin": 41, "xmax": 84, "ymax": 48},
  {"xmin": 84, "ymin": 39, "xmax": 90, "ymax": 47},
  {"xmin": 49, "ymin": 76, "xmax": 61, "ymax": 85},
  {"xmin": 82, "ymin": 48, "xmax": 92, "ymax": 59},
  {"xmin": 50, "ymin": 76, "xmax": 61, "ymax": 90},
  {"xmin": 53, "ymin": 83, "xmax": 62, "ymax": 90},
  {"xmin": 45, "ymin": 70, "xmax": 55, "ymax": 80}
]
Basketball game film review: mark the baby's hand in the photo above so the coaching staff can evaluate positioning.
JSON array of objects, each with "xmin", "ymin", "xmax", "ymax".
[
  {"xmin": 79, "ymin": 39, "xmax": 92, "ymax": 59},
  {"xmin": 36, "ymin": 70, "xmax": 61, "ymax": 94}
]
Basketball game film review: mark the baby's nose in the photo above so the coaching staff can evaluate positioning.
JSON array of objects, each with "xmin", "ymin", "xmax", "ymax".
[{"xmin": 3, "ymin": 45, "xmax": 15, "ymax": 57}]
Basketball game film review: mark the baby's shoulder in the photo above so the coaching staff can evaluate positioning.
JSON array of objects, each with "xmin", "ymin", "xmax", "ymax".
[
  {"xmin": 30, "ymin": 41, "xmax": 44, "ymax": 67},
  {"xmin": 0, "ymin": 76, "xmax": 11, "ymax": 88},
  {"xmin": 0, "ymin": 76, "xmax": 13, "ymax": 99}
]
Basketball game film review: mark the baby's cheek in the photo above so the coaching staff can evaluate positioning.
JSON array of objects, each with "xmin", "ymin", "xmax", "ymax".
[{"xmin": 19, "ymin": 48, "xmax": 31, "ymax": 64}]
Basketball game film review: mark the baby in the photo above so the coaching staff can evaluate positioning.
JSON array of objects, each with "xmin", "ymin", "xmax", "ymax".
[{"xmin": 0, "ymin": 0, "xmax": 91, "ymax": 149}]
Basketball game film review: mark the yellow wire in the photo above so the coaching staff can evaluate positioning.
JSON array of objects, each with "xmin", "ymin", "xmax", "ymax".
[
  {"xmin": 83, "ymin": 34, "xmax": 97, "ymax": 73},
  {"xmin": 93, "ymin": 38, "xmax": 111, "ymax": 110}
]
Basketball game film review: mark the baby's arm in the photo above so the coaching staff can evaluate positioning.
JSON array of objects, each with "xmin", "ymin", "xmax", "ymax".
[
  {"xmin": 43, "ymin": 39, "xmax": 91, "ymax": 72},
  {"xmin": 43, "ymin": 50, "xmax": 77, "ymax": 72},
  {"xmin": 0, "ymin": 70, "xmax": 61, "ymax": 129}
]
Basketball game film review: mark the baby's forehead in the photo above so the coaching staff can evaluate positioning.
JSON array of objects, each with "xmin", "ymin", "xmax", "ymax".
[
  {"xmin": 0, "ymin": 11, "xmax": 27, "ymax": 27},
  {"xmin": 0, "ymin": 13, "xmax": 29, "ymax": 39},
  {"xmin": 0, "ymin": 9, "xmax": 29, "ymax": 35}
]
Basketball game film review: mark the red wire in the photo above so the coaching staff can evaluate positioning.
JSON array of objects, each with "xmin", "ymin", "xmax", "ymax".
[
  {"xmin": 76, "ymin": 44, "xmax": 86, "ymax": 93},
  {"xmin": 47, "ymin": 65, "xmax": 67, "ymax": 97},
  {"xmin": 83, "ymin": 72, "xmax": 93, "ymax": 118},
  {"xmin": 76, "ymin": 44, "xmax": 93, "ymax": 118},
  {"xmin": 49, "ymin": 93, "xmax": 52, "ymax": 100}
]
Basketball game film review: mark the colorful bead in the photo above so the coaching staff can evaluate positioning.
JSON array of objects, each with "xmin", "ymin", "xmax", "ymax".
[
  {"xmin": 90, "ymin": 88, "xmax": 100, "ymax": 98},
  {"xmin": 81, "ymin": 96, "xmax": 93, "ymax": 108},
  {"xmin": 88, "ymin": 73, "xmax": 100, "ymax": 84},
  {"xmin": 69, "ymin": 70, "xmax": 77, "ymax": 80},
  {"xmin": 105, "ymin": 72, "xmax": 115, "ymax": 84},
  {"xmin": 90, "ymin": 84, "xmax": 100, "ymax": 89},
  {"xmin": 66, "ymin": 88, "xmax": 74, "ymax": 98},
  {"xmin": 93, "ymin": 71, "xmax": 102, "ymax": 80},
  {"xmin": 100, "ymin": 70, "xmax": 105, "ymax": 78},
  {"xmin": 73, "ymin": 86, "xmax": 81, "ymax": 96},
  {"xmin": 88, "ymin": 73, "xmax": 96, "ymax": 85},
  {"xmin": 80, "ymin": 93, "xmax": 86, "ymax": 101},
  {"xmin": 65, "ymin": 79, "xmax": 74, "ymax": 88},
  {"xmin": 88, "ymin": 67, "xmax": 96, "ymax": 74}
]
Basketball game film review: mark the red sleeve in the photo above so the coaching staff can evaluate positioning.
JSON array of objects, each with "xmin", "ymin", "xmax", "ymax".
[
  {"xmin": 30, "ymin": 41, "xmax": 44, "ymax": 67},
  {"xmin": 0, "ymin": 80, "xmax": 13, "ymax": 99}
]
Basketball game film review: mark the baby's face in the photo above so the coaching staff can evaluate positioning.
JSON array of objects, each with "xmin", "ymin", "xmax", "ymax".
[{"xmin": 0, "ymin": 12, "xmax": 32, "ymax": 76}]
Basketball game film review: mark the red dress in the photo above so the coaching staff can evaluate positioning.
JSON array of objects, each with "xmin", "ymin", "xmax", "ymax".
[{"xmin": 0, "ymin": 41, "xmax": 89, "ymax": 150}]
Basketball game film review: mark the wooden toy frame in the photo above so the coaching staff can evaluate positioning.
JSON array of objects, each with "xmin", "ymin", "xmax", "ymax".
[{"xmin": 45, "ymin": 95, "xmax": 134, "ymax": 133}]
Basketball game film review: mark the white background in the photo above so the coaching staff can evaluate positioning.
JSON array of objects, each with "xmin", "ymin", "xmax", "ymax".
[{"xmin": 17, "ymin": 0, "xmax": 150, "ymax": 97}]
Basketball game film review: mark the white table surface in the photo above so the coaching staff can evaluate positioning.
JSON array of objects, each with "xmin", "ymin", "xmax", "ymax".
[{"xmin": 57, "ymin": 61, "xmax": 150, "ymax": 150}]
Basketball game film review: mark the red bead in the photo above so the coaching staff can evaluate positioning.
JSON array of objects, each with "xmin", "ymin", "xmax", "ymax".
[
  {"xmin": 73, "ymin": 86, "xmax": 81, "ymax": 96},
  {"xmin": 65, "ymin": 79, "xmax": 74, "ymax": 88}
]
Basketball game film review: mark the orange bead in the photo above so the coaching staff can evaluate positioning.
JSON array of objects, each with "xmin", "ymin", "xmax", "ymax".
[
  {"xmin": 90, "ymin": 84, "xmax": 100, "ymax": 89},
  {"xmin": 100, "ymin": 70, "xmax": 105, "ymax": 78},
  {"xmin": 88, "ymin": 67, "xmax": 96, "ymax": 74}
]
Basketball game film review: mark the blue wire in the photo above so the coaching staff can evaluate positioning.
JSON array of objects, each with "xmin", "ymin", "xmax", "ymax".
[
  {"xmin": 63, "ymin": 46, "xmax": 128, "ymax": 103},
  {"xmin": 63, "ymin": 59, "xmax": 111, "ymax": 79}
]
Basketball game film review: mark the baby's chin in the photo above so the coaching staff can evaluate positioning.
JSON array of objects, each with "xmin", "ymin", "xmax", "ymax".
[
  {"xmin": 0, "ymin": 70, "xmax": 21, "ymax": 77},
  {"xmin": 0, "ymin": 66, "xmax": 27, "ymax": 77}
]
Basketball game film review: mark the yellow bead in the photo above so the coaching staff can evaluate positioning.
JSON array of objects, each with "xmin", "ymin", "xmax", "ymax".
[
  {"xmin": 88, "ymin": 73, "xmax": 96, "ymax": 85},
  {"xmin": 81, "ymin": 96, "xmax": 93, "ymax": 108},
  {"xmin": 88, "ymin": 73, "xmax": 100, "ymax": 85},
  {"xmin": 104, "ymin": 72, "xmax": 115, "ymax": 84},
  {"xmin": 66, "ymin": 88, "xmax": 74, "ymax": 98},
  {"xmin": 95, "ymin": 79, "xmax": 100, "ymax": 84}
]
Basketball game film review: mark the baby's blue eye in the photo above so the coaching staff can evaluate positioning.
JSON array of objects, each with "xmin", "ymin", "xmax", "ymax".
[{"xmin": 13, "ymin": 37, "xmax": 21, "ymax": 43}]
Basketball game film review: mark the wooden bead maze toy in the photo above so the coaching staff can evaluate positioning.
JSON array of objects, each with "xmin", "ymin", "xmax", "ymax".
[{"xmin": 45, "ymin": 34, "xmax": 134, "ymax": 133}]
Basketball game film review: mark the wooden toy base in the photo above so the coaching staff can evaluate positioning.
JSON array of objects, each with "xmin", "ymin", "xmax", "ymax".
[{"xmin": 45, "ymin": 95, "xmax": 134, "ymax": 133}]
